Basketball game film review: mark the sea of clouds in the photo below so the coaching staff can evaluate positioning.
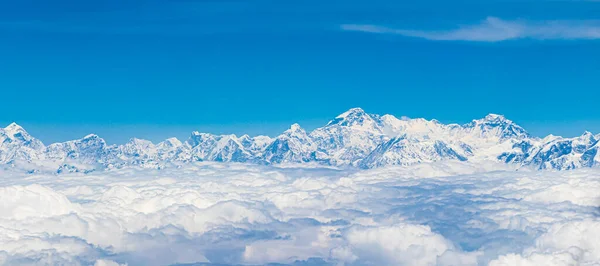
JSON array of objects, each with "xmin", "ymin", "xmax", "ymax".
[{"xmin": 0, "ymin": 161, "xmax": 599, "ymax": 266}]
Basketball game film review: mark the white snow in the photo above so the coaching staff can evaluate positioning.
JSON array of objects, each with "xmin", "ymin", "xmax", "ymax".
[{"xmin": 1, "ymin": 108, "xmax": 599, "ymax": 172}]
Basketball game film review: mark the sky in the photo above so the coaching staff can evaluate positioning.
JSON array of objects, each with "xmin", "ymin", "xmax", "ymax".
[{"xmin": 1, "ymin": 0, "xmax": 599, "ymax": 144}]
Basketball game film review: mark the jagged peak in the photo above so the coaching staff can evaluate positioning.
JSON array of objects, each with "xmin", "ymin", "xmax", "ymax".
[
  {"xmin": 278, "ymin": 124, "xmax": 309, "ymax": 140},
  {"xmin": 189, "ymin": 131, "xmax": 216, "ymax": 138},
  {"xmin": 470, "ymin": 113, "xmax": 511, "ymax": 125},
  {"xmin": 465, "ymin": 113, "xmax": 529, "ymax": 139},
  {"xmin": 83, "ymin": 134, "xmax": 100, "ymax": 140},
  {"xmin": 289, "ymin": 123, "xmax": 303, "ymax": 132}
]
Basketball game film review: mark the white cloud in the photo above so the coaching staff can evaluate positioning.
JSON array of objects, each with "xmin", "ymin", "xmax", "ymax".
[
  {"xmin": 489, "ymin": 219, "xmax": 600, "ymax": 265},
  {"xmin": 341, "ymin": 17, "xmax": 600, "ymax": 42},
  {"xmin": 344, "ymin": 224, "xmax": 474, "ymax": 266},
  {"xmin": 0, "ymin": 162, "xmax": 599, "ymax": 265},
  {"xmin": 489, "ymin": 252, "xmax": 579, "ymax": 266}
]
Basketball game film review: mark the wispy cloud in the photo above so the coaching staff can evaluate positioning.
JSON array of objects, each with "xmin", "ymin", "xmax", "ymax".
[{"xmin": 341, "ymin": 17, "xmax": 600, "ymax": 42}]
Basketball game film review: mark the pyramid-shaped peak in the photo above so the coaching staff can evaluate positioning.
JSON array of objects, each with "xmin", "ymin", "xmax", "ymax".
[
  {"xmin": 336, "ymin": 107, "xmax": 366, "ymax": 119},
  {"xmin": 5, "ymin": 122, "xmax": 22, "ymax": 129},
  {"xmin": 325, "ymin": 107, "xmax": 384, "ymax": 133},
  {"xmin": 2, "ymin": 122, "xmax": 37, "ymax": 143},
  {"xmin": 483, "ymin": 113, "xmax": 507, "ymax": 121},
  {"xmin": 4, "ymin": 122, "xmax": 26, "ymax": 134},
  {"xmin": 576, "ymin": 131, "xmax": 597, "ymax": 144}
]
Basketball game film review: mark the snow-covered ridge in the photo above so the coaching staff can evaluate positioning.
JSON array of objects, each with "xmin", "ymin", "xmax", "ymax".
[{"xmin": 1, "ymin": 108, "xmax": 597, "ymax": 173}]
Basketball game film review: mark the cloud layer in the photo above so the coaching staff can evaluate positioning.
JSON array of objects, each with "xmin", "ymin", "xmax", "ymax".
[
  {"xmin": 0, "ymin": 161, "xmax": 599, "ymax": 265},
  {"xmin": 341, "ymin": 17, "xmax": 600, "ymax": 42}
]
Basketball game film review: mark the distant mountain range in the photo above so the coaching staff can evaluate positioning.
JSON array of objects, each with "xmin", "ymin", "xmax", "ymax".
[{"xmin": 1, "ymin": 108, "xmax": 598, "ymax": 173}]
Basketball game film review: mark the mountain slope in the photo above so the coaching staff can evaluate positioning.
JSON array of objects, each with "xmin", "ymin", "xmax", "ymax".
[
  {"xmin": 0, "ymin": 123, "xmax": 46, "ymax": 164},
  {"xmin": 500, "ymin": 132, "xmax": 599, "ymax": 170},
  {"xmin": 360, "ymin": 135, "xmax": 468, "ymax": 169},
  {"xmin": 263, "ymin": 124, "xmax": 324, "ymax": 164},
  {"xmin": 310, "ymin": 108, "xmax": 387, "ymax": 166}
]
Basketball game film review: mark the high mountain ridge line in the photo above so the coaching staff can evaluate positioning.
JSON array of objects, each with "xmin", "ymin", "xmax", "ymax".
[{"xmin": 1, "ymin": 108, "xmax": 598, "ymax": 173}]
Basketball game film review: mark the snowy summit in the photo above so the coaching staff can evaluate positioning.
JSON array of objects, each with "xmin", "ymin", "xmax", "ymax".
[{"xmin": 1, "ymin": 108, "xmax": 598, "ymax": 173}]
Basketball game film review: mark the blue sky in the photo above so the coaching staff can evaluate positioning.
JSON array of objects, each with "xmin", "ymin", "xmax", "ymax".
[{"xmin": 1, "ymin": 0, "xmax": 599, "ymax": 144}]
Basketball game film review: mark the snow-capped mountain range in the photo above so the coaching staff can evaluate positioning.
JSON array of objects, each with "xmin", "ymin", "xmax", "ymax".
[{"xmin": 1, "ymin": 108, "xmax": 598, "ymax": 173}]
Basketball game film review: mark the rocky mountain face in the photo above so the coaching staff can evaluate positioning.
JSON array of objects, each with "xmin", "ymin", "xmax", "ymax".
[
  {"xmin": 1, "ymin": 108, "xmax": 597, "ymax": 173},
  {"xmin": 499, "ymin": 132, "xmax": 600, "ymax": 170}
]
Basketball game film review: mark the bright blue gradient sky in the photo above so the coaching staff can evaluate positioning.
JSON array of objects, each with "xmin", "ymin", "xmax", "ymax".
[{"xmin": 1, "ymin": 0, "xmax": 599, "ymax": 144}]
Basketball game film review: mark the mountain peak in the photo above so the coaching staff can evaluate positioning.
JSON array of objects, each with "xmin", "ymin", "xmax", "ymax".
[
  {"xmin": 467, "ymin": 113, "xmax": 529, "ymax": 139},
  {"xmin": 83, "ymin": 134, "xmax": 100, "ymax": 139},
  {"xmin": 336, "ymin": 107, "xmax": 366, "ymax": 119},
  {"xmin": 288, "ymin": 123, "xmax": 304, "ymax": 132},
  {"xmin": 483, "ymin": 113, "xmax": 506, "ymax": 121},
  {"xmin": 165, "ymin": 137, "xmax": 181, "ymax": 144},
  {"xmin": 326, "ymin": 108, "xmax": 383, "ymax": 132},
  {"xmin": 158, "ymin": 137, "xmax": 182, "ymax": 148},
  {"xmin": 4, "ymin": 122, "xmax": 26, "ymax": 134},
  {"xmin": 470, "ymin": 113, "xmax": 515, "ymax": 126},
  {"xmin": 1, "ymin": 122, "xmax": 39, "ymax": 145},
  {"xmin": 0, "ymin": 110, "xmax": 597, "ymax": 172},
  {"xmin": 576, "ymin": 131, "xmax": 597, "ymax": 145}
]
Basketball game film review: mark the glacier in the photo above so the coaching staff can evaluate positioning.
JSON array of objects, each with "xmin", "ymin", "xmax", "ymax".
[{"xmin": 1, "ymin": 108, "xmax": 598, "ymax": 173}]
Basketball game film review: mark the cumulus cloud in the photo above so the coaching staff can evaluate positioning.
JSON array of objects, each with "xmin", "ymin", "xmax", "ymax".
[
  {"xmin": 0, "ymin": 161, "xmax": 599, "ymax": 265},
  {"xmin": 489, "ymin": 219, "xmax": 600, "ymax": 265},
  {"xmin": 343, "ymin": 224, "xmax": 472, "ymax": 266},
  {"xmin": 341, "ymin": 17, "xmax": 600, "ymax": 42}
]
